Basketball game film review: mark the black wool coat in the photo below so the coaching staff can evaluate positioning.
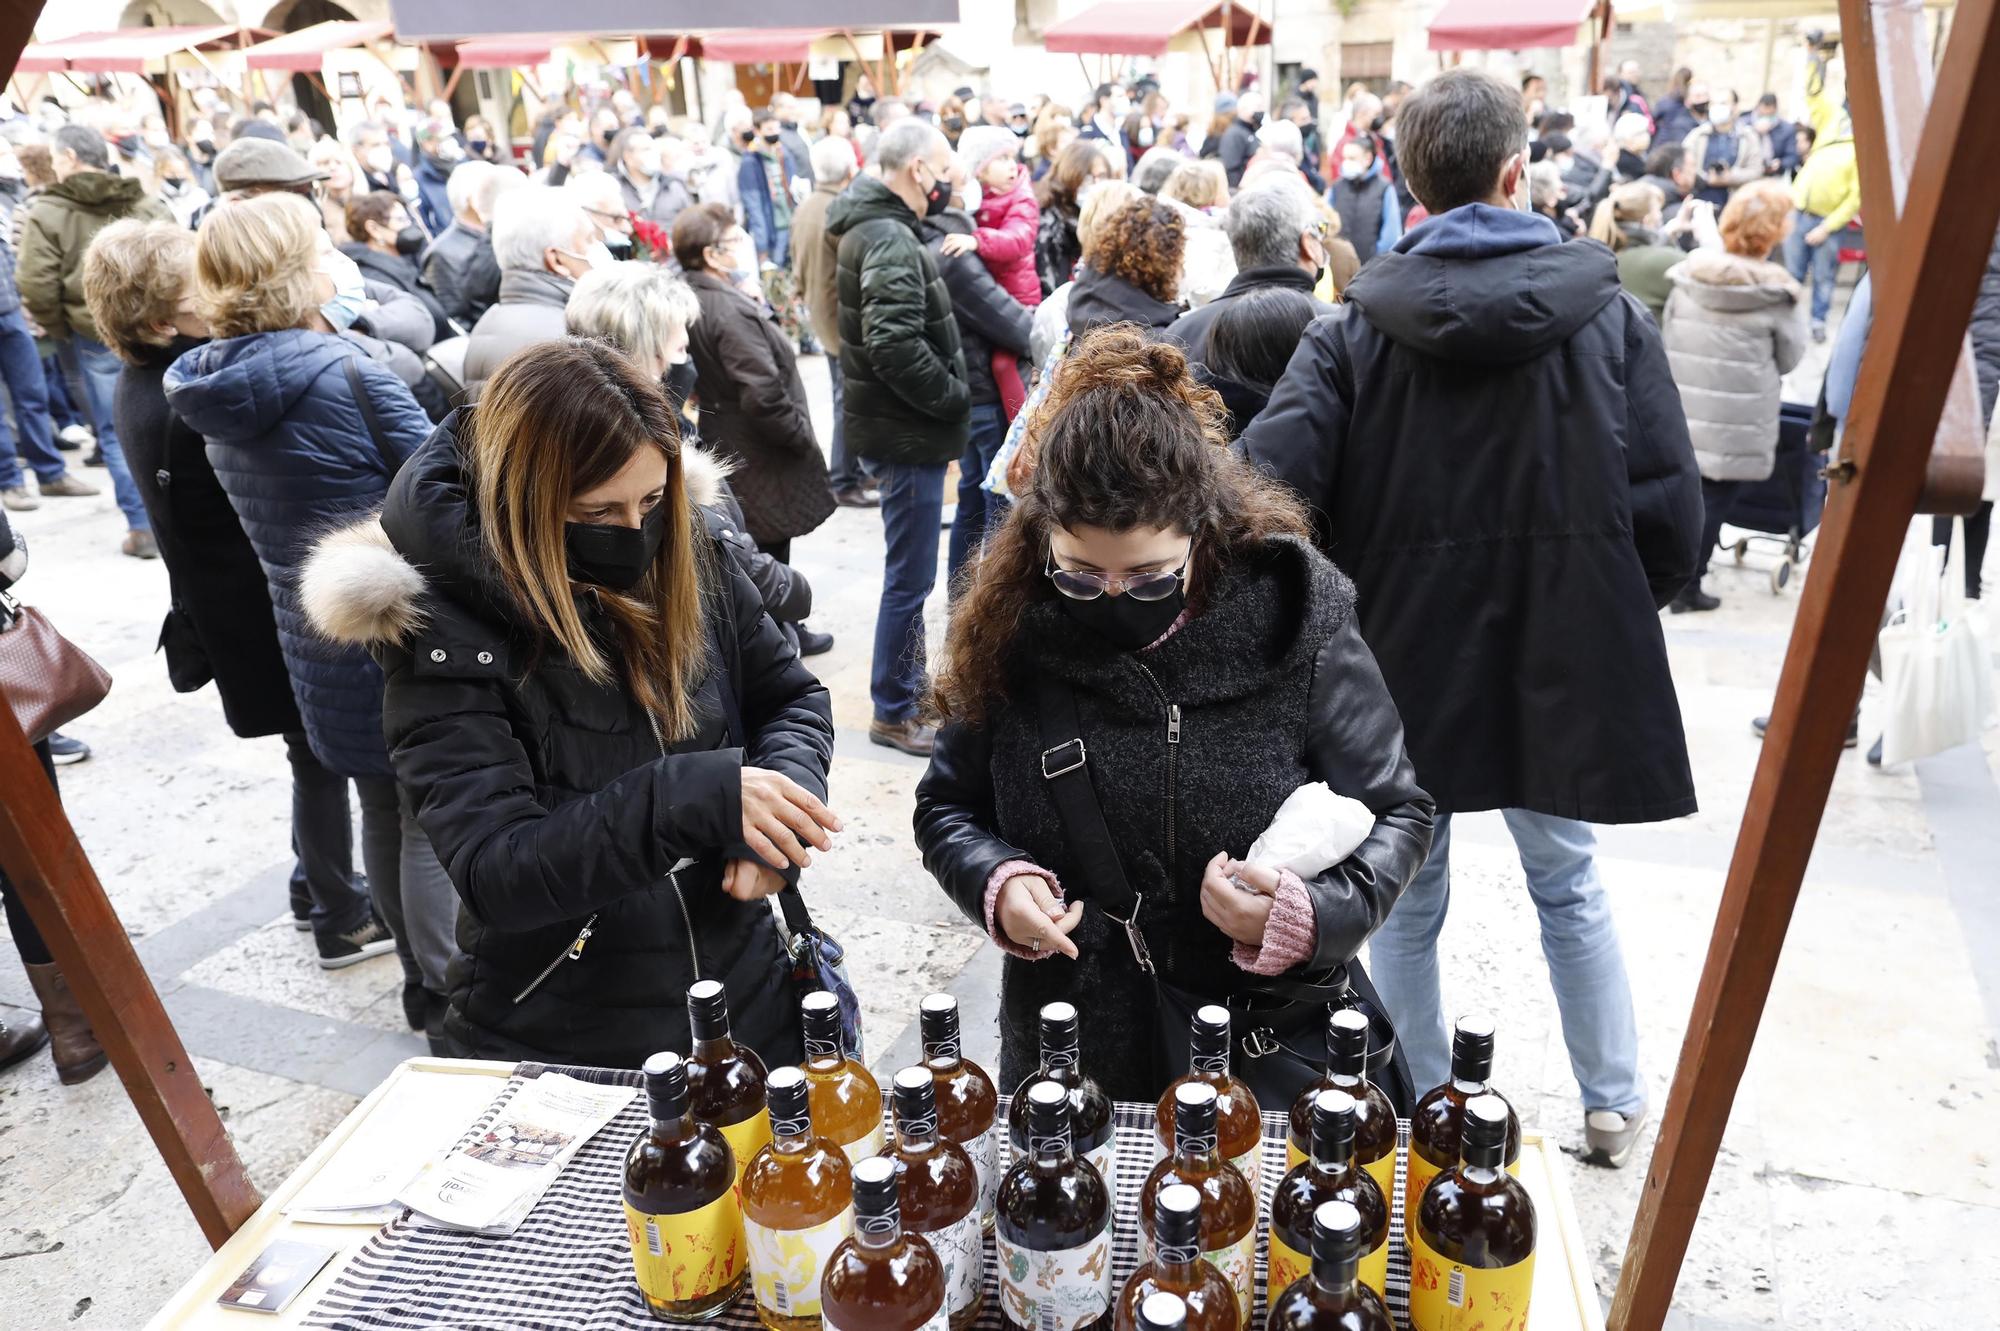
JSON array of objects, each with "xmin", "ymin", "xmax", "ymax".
[
  {"xmin": 683, "ymin": 270, "xmax": 834, "ymax": 547},
  {"xmin": 915, "ymin": 537, "xmax": 1435, "ymax": 1102},
  {"xmin": 115, "ymin": 335, "xmax": 300, "ymax": 739}
]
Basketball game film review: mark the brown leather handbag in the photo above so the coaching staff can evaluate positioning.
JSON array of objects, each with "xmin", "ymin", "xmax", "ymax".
[{"xmin": 0, "ymin": 591, "xmax": 112, "ymax": 744}]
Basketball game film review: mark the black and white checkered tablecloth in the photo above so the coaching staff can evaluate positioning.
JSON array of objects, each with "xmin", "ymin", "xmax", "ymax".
[{"xmin": 307, "ymin": 1062, "xmax": 1414, "ymax": 1329}]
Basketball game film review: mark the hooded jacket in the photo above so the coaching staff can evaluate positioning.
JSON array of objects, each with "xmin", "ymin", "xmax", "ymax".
[
  {"xmin": 1065, "ymin": 263, "xmax": 1181, "ymax": 339},
  {"xmin": 1239, "ymin": 204, "xmax": 1702, "ymax": 823},
  {"xmin": 16, "ymin": 171, "xmax": 173, "ymax": 342},
  {"xmin": 463, "ymin": 268, "xmax": 574, "ymax": 400},
  {"xmin": 1662, "ymin": 249, "xmax": 1808, "ymax": 482},
  {"xmin": 1167, "ymin": 264, "xmax": 1342, "ymax": 363},
  {"xmin": 163, "ymin": 329, "xmax": 432, "ymax": 778},
  {"xmin": 298, "ymin": 412, "xmax": 834, "ymax": 1068},
  {"xmin": 828, "ymin": 173, "xmax": 970, "ymax": 465},
  {"xmin": 970, "ymin": 173, "xmax": 1043, "ymax": 308},
  {"xmin": 343, "ymin": 242, "xmax": 454, "ymax": 341}
]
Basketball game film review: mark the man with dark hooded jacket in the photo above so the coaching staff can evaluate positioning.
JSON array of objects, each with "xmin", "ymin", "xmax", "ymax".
[{"xmin": 1240, "ymin": 67, "xmax": 1701, "ymax": 1171}]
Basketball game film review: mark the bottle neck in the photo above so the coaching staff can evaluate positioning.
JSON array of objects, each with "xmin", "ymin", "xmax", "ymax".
[
  {"xmin": 650, "ymin": 1107, "xmax": 694, "ymax": 1141},
  {"xmin": 1311, "ymin": 1259, "xmax": 1362, "ymax": 1301},
  {"xmin": 1174, "ymin": 1139, "xmax": 1221, "ymax": 1172}
]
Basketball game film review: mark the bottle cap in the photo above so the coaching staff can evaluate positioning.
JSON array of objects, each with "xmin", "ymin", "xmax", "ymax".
[
  {"xmin": 1190, "ymin": 1005, "xmax": 1230, "ymax": 1073},
  {"xmin": 802, "ymin": 990, "xmax": 844, "ymax": 1059},
  {"xmin": 767, "ymin": 1065, "xmax": 812, "ymax": 1137},
  {"xmin": 1328, "ymin": 1007, "xmax": 1370, "ymax": 1074},
  {"xmin": 852, "ymin": 1153, "xmax": 900, "ymax": 1227},
  {"xmin": 893, "ymin": 1065, "xmax": 940, "ymax": 1139},
  {"xmin": 1025, "ymin": 1078, "xmax": 1071, "ymax": 1153},
  {"xmin": 1310, "ymin": 1088, "xmax": 1356, "ymax": 1165},
  {"xmin": 919, "ymin": 994, "xmax": 962, "ymax": 1061},
  {"xmin": 1311, "ymin": 1198, "xmax": 1363, "ymax": 1265},
  {"xmin": 1039, "ymin": 1002, "xmax": 1080, "ymax": 1069},
  {"xmin": 1138, "ymin": 1292, "xmax": 1188, "ymax": 1331},
  {"xmin": 642, "ymin": 1050, "xmax": 688, "ymax": 1121},
  {"xmin": 687, "ymin": 980, "xmax": 730, "ymax": 1040},
  {"xmin": 1153, "ymin": 1183, "xmax": 1202, "ymax": 1264},
  {"xmin": 1461, "ymin": 1093, "xmax": 1511, "ymax": 1168},
  {"xmin": 1451, "ymin": 1012, "xmax": 1497, "ymax": 1083},
  {"xmin": 1172, "ymin": 1081, "xmax": 1218, "ymax": 1153}
]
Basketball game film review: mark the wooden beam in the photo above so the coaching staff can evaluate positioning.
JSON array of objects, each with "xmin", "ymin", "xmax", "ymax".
[
  {"xmin": 1607, "ymin": 1, "xmax": 2000, "ymax": 1326},
  {"xmin": 0, "ymin": 0, "xmax": 44, "ymax": 83},
  {"xmin": 0, "ymin": 703, "xmax": 260, "ymax": 1247}
]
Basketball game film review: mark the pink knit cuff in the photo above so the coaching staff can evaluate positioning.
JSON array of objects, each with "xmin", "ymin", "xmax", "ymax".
[
  {"xmin": 984, "ymin": 860, "xmax": 1064, "ymax": 960},
  {"xmin": 1231, "ymin": 869, "xmax": 1317, "ymax": 976}
]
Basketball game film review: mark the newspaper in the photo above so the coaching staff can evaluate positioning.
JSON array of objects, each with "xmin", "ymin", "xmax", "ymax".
[
  {"xmin": 395, "ymin": 1073, "xmax": 636, "ymax": 1236},
  {"xmin": 287, "ymin": 1070, "xmax": 509, "ymax": 1226}
]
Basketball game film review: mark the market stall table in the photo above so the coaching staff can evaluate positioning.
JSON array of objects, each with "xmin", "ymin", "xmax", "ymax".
[{"xmin": 147, "ymin": 1057, "xmax": 1606, "ymax": 1329}]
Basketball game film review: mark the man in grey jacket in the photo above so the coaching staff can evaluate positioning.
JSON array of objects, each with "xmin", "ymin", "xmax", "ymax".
[{"xmin": 462, "ymin": 187, "xmax": 600, "ymax": 398}]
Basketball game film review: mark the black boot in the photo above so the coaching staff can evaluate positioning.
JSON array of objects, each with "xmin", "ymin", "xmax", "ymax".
[{"xmin": 1670, "ymin": 583, "xmax": 1721, "ymax": 613}]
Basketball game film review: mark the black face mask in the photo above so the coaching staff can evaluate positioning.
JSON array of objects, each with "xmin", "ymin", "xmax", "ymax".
[
  {"xmin": 1688, "ymin": 102, "xmax": 1710, "ymax": 119},
  {"xmin": 603, "ymin": 233, "xmax": 634, "ymax": 261},
  {"xmin": 394, "ymin": 225, "xmax": 426, "ymax": 257},
  {"xmin": 565, "ymin": 505, "xmax": 666, "ymax": 592},
  {"xmin": 923, "ymin": 177, "xmax": 951, "ymax": 216},
  {"xmin": 761, "ymin": 133, "xmax": 782, "ymax": 146},
  {"xmin": 600, "ymin": 127, "xmax": 619, "ymax": 147},
  {"xmin": 1059, "ymin": 584, "xmax": 1187, "ymax": 652},
  {"xmin": 114, "ymin": 133, "xmax": 143, "ymax": 155},
  {"xmin": 193, "ymin": 138, "xmax": 217, "ymax": 159},
  {"xmin": 942, "ymin": 115, "xmax": 964, "ymax": 131},
  {"xmin": 1247, "ymin": 112, "xmax": 1265, "ymax": 129}
]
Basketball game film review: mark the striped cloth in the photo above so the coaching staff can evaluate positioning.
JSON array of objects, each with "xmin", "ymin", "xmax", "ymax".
[{"xmin": 307, "ymin": 1062, "xmax": 1415, "ymax": 1329}]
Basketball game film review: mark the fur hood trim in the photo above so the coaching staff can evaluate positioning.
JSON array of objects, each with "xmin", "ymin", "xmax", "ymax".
[
  {"xmin": 680, "ymin": 444, "xmax": 732, "ymax": 509},
  {"xmin": 302, "ymin": 518, "xmax": 427, "ymax": 647}
]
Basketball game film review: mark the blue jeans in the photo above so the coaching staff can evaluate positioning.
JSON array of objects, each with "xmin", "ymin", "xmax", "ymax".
[
  {"xmin": 71, "ymin": 335, "xmax": 149, "ymax": 531},
  {"xmin": 42, "ymin": 353, "xmax": 85, "ymax": 432},
  {"xmin": 1368, "ymin": 809, "xmax": 1646, "ymax": 1115},
  {"xmin": 826, "ymin": 358, "xmax": 864, "ymax": 490},
  {"xmin": 1783, "ymin": 209, "xmax": 1839, "ymax": 326},
  {"xmin": 947, "ymin": 403, "xmax": 1009, "ymax": 588},
  {"xmin": 0, "ymin": 309, "xmax": 64, "ymax": 488},
  {"xmin": 870, "ymin": 460, "xmax": 948, "ymax": 723}
]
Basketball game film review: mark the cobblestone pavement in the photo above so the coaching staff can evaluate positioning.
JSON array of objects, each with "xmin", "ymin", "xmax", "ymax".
[{"xmin": 1, "ymin": 351, "xmax": 1995, "ymax": 1329}]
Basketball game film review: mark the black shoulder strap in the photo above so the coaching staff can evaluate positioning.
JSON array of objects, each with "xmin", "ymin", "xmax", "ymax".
[
  {"xmin": 343, "ymin": 355, "xmax": 401, "ymax": 477},
  {"xmin": 1035, "ymin": 673, "xmax": 1153, "ymax": 972}
]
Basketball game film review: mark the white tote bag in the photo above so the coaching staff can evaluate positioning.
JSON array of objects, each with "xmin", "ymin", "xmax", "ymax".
[{"xmin": 1878, "ymin": 518, "xmax": 1994, "ymax": 765}]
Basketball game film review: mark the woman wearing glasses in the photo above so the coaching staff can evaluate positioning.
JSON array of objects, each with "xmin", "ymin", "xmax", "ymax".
[{"xmin": 914, "ymin": 326, "xmax": 1435, "ymax": 1101}]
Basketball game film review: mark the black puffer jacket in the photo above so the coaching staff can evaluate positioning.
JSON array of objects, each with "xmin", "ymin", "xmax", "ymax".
[
  {"xmin": 922, "ymin": 210, "xmax": 1033, "ymax": 407},
  {"xmin": 828, "ymin": 174, "xmax": 969, "ymax": 466},
  {"xmin": 301, "ymin": 412, "xmax": 835, "ymax": 1069},
  {"xmin": 915, "ymin": 536, "xmax": 1434, "ymax": 1102}
]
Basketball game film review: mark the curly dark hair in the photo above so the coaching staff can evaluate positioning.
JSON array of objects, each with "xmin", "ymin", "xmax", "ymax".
[
  {"xmin": 1082, "ymin": 197, "xmax": 1185, "ymax": 303},
  {"xmin": 927, "ymin": 325, "xmax": 1310, "ymax": 727}
]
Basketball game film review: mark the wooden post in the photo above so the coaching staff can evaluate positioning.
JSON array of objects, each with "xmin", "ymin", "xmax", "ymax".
[
  {"xmin": 1606, "ymin": 1, "xmax": 2000, "ymax": 1326},
  {"xmin": 0, "ymin": 702, "xmax": 260, "ymax": 1247}
]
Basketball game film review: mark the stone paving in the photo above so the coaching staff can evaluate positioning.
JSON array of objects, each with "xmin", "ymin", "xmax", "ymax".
[{"xmin": 1, "ymin": 351, "xmax": 1996, "ymax": 1329}]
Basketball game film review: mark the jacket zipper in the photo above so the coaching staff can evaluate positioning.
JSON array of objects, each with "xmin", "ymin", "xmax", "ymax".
[
  {"xmin": 655, "ymin": 729, "xmax": 703, "ymax": 982},
  {"xmin": 514, "ymin": 915, "xmax": 597, "ymax": 1003},
  {"xmin": 1133, "ymin": 662, "xmax": 1181, "ymax": 872}
]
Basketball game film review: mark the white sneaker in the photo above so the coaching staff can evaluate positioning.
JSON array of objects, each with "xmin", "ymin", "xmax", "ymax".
[
  {"xmin": 1584, "ymin": 1106, "xmax": 1649, "ymax": 1168},
  {"xmin": 56, "ymin": 424, "xmax": 95, "ymax": 449}
]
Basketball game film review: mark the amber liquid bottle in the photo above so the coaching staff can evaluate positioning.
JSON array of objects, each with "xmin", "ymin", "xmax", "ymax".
[
  {"xmin": 1288, "ymin": 1008, "xmax": 1397, "ymax": 1201},
  {"xmin": 1153, "ymin": 1005, "xmax": 1263, "ymax": 1196},
  {"xmin": 1409, "ymin": 1095, "xmax": 1537, "ymax": 1331},
  {"xmin": 801, "ymin": 989, "xmax": 884, "ymax": 1164},
  {"xmin": 1268, "ymin": 1091, "xmax": 1389, "ymax": 1304},
  {"xmin": 1007, "ymin": 1002, "xmax": 1116, "ymax": 1210},
  {"xmin": 921, "ymin": 994, "xmax": 1000, "ymax": 1230},
  {"xmin": 741, "ymin": 1065, "xmax": 855, "ymax": 1330},
  {"xmin": 623, "ymin": 1051, "xmax": 748, "ymax": 1322},
  {"xmin": 1136, "ymin": 1083, "xmax": 1255, "ymax": 1327},
  {"xmin": 996, "ymin": 1080, "xmax": 1114, "ymax": 1331},
  {"xmin": 1265, "ymin": 1200, "xmax": 1394, "ymax": 1331},
  {"xmin": 1407, "ymin": 1015, "xmax": 1522, "ymax": 1234},
  {"xmin": 889, "ymin": 1066, "xmax": 984, "ymax": 1330},
  {"xmin": 685, "ymin": 980, "xmax": 771, "ymax": 1188},
  {"xmin": 1114, "ymin": 1183, "xmax": 1238, "ymax": 1331},
  {"xmin": 1137, "ymin": 1292, "xmax": 1189, "ymax": 1331},
  {"xmin": 821, "ymin": 1154, "xmax": 951, "ymax": 1331}
]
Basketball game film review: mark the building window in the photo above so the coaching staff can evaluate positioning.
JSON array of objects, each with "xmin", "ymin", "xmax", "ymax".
[{"xmin": 1341, "ymin": 41, "xmax": 1393, "ymax": 89}]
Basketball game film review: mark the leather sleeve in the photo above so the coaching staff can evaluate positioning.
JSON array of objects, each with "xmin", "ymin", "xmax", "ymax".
[
  {"xmin": 914, "ymin": 720, "xmax": 1036, "ymax": 932},
  {"xmin": 1298, "ymin": 616, "xmax": 1437, "ymax": 974},
  {"xmin": 725, "ymin": 559, "xmax": 834, "ymax": 804}
]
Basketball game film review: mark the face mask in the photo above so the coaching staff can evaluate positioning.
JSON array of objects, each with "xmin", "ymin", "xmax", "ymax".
[
  {"xmin": 923, "ymin": 175, "xmax": 951, "ymax": 216},
  {"xmin": 1688, "ymin": 102, "xmax": 1710, "ymax": 119},
  {"xmin": 1058, "ymin": 581, "xmax": 1188, "ymax": 652},
  {"xmin": 114, "ymin": 133, "xmax": 142, "ymax": 155},
  {"xmin": 942, "ymin": 116, "xmax": 964, "ymax": 132},
  {"xmin": 1248, "ymin": 112, "xmax": 1265, "ymax": 129},
  {"xmin": 634, "ymin": 150, "xmax": 662, "ymax": 177},
  {"xmin": 601, "ymin": 127, "xmax": 619, "ymax": 147},
  {"xmin": 365, "ymin": 145, "xmax": 394, "ymax": 174},
  {"xmin": 194, "ymin": 138, "xmax": 217, "ymax": 159},
  {"xmin": 565, "ymin": 504, "xmax": 666, "ymax": 591},
  {"xmin": 603, "ymin": 233, "xmax": 634, "ymax": 261},
  {"xmin": 1754, "ymin": 117, "xmax": 1776, "ymax": 133},
  {"xmin": 1339, "ymin": 160, "xmax": 1367, "ymax": 180},
  {"xmin": 1711, "ymin": 108, "xmax": 1733, "ymax": 128},
  {"xmin": 319, "ymin": 250, "xmax": 368, "ymax": 331},
  {"xmin": 435, "ymin": 139, "xmax": 465, "ymax": 163},
  {"xmin": 761, "ymin": 132, "xmax": 782, "ymax": 146},
  {"xmin": 583, "ymin": 241, "xmax": 618, "ymax": 272},
  {"xmin": 394, "ymin": 225, "xmax": 426, "ymax": 257},
  {"xmin": 469, "ymin": 138, "xmax": 489, "ymax": 155}
]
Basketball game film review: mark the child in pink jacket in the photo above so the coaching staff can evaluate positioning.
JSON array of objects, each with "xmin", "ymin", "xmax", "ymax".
[{"xmin": 945, "ymin": 127, "xmax": 1041, "ymax": 418}]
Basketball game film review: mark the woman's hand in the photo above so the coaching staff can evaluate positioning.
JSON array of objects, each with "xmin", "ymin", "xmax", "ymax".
[
  {"xmin": 741, "ymin": 766, "xmax": 842, "ymax": 871},
  {"xmin": 996, "ymin": 874, "xmax": 1084, "ymax": 959},
  {"xmin": 721, "ymin": 857, "xmax": 787, "ymax": 901},
  {"xmin": 939, "ymin": 233, "xmax": 979, "ymax": 257},
  {"xmin": 1200, "ymin": 851, "xmax": 1277, "ymax": 946}
]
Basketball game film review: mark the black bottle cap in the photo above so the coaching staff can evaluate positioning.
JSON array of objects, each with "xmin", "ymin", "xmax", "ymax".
[
  {"xmin": 1451, "ymin": 1013, "xmax": 1496, "ymax": 1084},
  {"xmin": 1190, "ymin": 1004, "xmax": 1231, "ymax": 1074},
  {"xmin": 851, "ymin": 1154, "xmax": 901, "ymax": 1231},
  {"xmin": 1310, "ymin": 1089, "xmax": 1356, "ymax": 1167},
  {"xmin": 1327, "ymin": 1007, "xmax": 1369, "ymax": 1076},
  {"xmin": 767, "ymin": 1065, "xmax": 812, "ymax": 1138},
  {"xmin": 892, "ymin": 1065, "xmax": 940, "ymax": 1141},
  {"xmin": 919, "ymin": 994, "xmax": 962, "ymax": 1062},
  {"xmin": 802, "ymin": 990, "xmax": 844, "ymax": 1060},
  {"xmin": 1039, "ymin": 1001, "xmax": 1080, "ymax": 1069},
  {"xmin": 643, "ymin": 1050, "xmax": 689, "ymax": 1122},
  {"xmin": 687, "ymin": 979, "xmax": 730, "ymax": 1041},
  {"xmin": 1025, "ymin": 1078, "xmax": 1071, "ymax": 1153},
  {"xmin": 1137, "ymin": 1292, "xmax": 1189, "ymax": 1330},
  {"xmin": 1310, "ymin": 1199, "xmax": 1364, "ymax": 1284},
  {"xmin": 1172, "ymin": 1081, "xmax": 1218, "ymax": 1154},
  {"xmin": 1152, "ymin": 1182, "xmax": 1202, "ymax": 1265},
  {"xmin": 1461, "ymin": 1094, "xmax": 1510, "ymax": 1170}
]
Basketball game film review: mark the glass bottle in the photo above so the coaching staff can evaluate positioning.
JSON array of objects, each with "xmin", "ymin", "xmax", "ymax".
[
  {"xmin": 741, "ymin": 1065, "xmax": 855, "ymax": 1330},
  {"xmin": 1137, "ymin": 1292, "xmax": 1189, "ymax": 1331},
  {"xmin": 1265, "ymin": 1200, "xmax": 1394, "ymax": 1331},
  {"xmin": 1113, "ymin": 1183, "xmax": 1238, "ymax": 1331},
  {"xmin": 889, "ymin": 1065, "xmax": 984, "ymax": 1330},
  {"xmin": 821, "ymin": 1154, "xmax": 950, "ymax": 1331},
  {"xmin": 685, "ymin": 979, "xmax": 771, "ymax": 1189},
  {"xmin": 623, "ymin": 1051, "xmax": 748, "ymax": 1322},
  {"xmin": 801, "ymin": 989, "xmax": 884, "ymax": 1164},
  {"xmin": 1287, "ymin": 1008, "xmax": 1397, "ymax": 1201},
  {"xmin": 1153, "ymin": 1005, "xmax": 1263, "ymax": 1196},
  {"xmin": 1268, "ymin": 1091, "xmax": 1389, "ymax": 1304},
  {"xmin": 1409, "ymin": 1095, "xmax": 1537, "ymax": 1331},
  {"xmin": 1407, "ymin": 1014, "xmax": 1522, "ymax": 1234},
  {"xmin": 1007, "ymin": 1001, "xmax": 1116, "ymax": 1210},
  {"xmin": 996, "ymin": 1079, "xmax": 1114, "ymax": 1331},
  {"xmin": 1135, "ymin": 1083, "xmax": 1255, "ymax": 1327},
  {"xmin": 921, "ymin": 993, "xmax": 1000, "ymax": 1230}
]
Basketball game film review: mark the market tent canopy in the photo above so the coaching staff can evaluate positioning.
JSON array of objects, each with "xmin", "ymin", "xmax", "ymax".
[
  {"xmin": 385, "ymin": 0, "xmax": 959, "ymax": 43},
  {"xmin": 451, "ymin": 34, "xmax": 572, "ymax": 67},
  {"xmin": 1427, "ymin": 0, "xmax": 1594, "ymax": 51},
  {"xmin": 241, "ymin": 20, "xmax": 393, "ymax": 71},
  {"xmin": 16, "ymin": 25, "xmax": 253, "ymax": 74},
  {"xmin": 1044, "ymin": 0, "xmax": 1270, "ymax": 56},
  {"xmin": 698, "ymin": 28, "xmax": 822, "ymax": 63}
]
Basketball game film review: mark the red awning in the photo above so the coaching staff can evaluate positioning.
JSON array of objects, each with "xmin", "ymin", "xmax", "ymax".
[
  {"xmin": 243, "ymin": 20, "xmax": 394, "ymax": 71},
  {"xmin": 1043, "ymin": 0, "xmax": 1269, "ymax": 57},
  {"xmin": 697, "ymin": 28, "xmax": 826, "ymax": 64},
  {"xmin": 453, "ymin": 34, "xmax": 573, "ymax": 67},
  {"xmin": 1428, "ymin": 0, "xmax": 1594, "ymax": 51},
  {"xmin": 17, "ymin": 25, "xmax": 250, "ymax": 74}
]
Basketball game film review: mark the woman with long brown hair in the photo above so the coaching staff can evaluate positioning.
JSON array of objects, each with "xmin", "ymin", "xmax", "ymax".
[
  {"xmin": 914, "ymin": 327, "xmax": 1434, "ymax": 1103},
  {"xmin": 1034, "ymin": 138, "xmax": 1115, "ymax": 295},
  {"xmin": 301, "ymin": 337, "xmax": 838, "ymax": 1067}
]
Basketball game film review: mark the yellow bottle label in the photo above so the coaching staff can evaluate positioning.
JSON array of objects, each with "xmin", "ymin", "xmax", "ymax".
[
  {"xmin": 1407, "ymin": 1152, "xmax": 1519, "ymax": 1230},
  {"xmin": 746, "ymin": 1207, "xmax": 853, "ymax": 1318},
  {"xmin": 1361, "ymin": 1150, "xmax": 1395, "ymax": 1210},
  {"xmin": 1408, "ymin": 1224, "xmax": 1534, "ymax": 1331},
  {"xmin": 840, "ymin": 1122, "xmax": 885, "ymax": 1165},
  {"xmin": 1267, "ymin": 1228, "xmax": 1388, "ymax": 1305},
  {"xmin": 719, "ymin": 1110, "xmax": 773, "ymax": 1189},
  {"xmin": 1286, "ymin": 1137, "xmax": 1306, "ymax": 1173},
  {"xmin": 624, "ymin": 1190, "xmax": 746, "ymax": 1305}
]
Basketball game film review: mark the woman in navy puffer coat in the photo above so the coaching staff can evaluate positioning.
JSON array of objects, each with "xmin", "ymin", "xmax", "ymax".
[{"xmin": 164, "ymin": 194, "xmax": 459, "ymax": 1038}]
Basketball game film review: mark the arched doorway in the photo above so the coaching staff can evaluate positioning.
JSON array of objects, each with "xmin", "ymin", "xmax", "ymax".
[{"xmin": 264, "ymin": 0, "xmax": 357, "ymax": 133}]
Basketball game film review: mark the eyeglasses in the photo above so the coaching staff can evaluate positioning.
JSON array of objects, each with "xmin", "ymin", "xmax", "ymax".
[{"xmin": 1045, "ymin": 547, "xmax": 1193, "ymax": 602}]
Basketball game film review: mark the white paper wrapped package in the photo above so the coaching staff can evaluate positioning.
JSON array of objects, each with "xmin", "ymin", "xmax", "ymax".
[{"xmin": 1243, "ymin": 781, "xmax": 1376, "ymax": 879}]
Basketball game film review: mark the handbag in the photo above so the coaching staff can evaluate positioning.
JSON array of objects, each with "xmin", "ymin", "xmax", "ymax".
[
  {"xmin": 1879, "ymin": 518, "xmax": 1994, "ymax": 765},
  {"xmin": 1034, "ymin": 675, "xmax": 1415, "ymax": 1114},
  {"xmin": 0, "ymin": 590, "xmax": 113, "ymax": 744}
]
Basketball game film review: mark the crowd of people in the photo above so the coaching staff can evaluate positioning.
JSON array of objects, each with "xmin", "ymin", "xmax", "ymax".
[{"xmin": 0, "ymin": 50, "xmax": 1994, "ymax": 1187}]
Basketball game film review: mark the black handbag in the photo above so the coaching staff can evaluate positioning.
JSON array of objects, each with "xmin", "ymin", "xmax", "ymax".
[{"xmin": 1035, "ymin": 674, "xmax": 1415, "ymax": 1114}]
